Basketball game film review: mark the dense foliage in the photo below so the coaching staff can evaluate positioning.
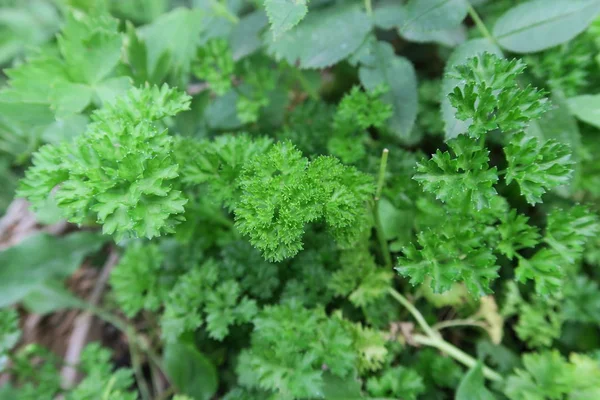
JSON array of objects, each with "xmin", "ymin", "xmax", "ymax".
[{"xmin": 2, "ymin": 0, "xmax": 600, "ymax": 399}]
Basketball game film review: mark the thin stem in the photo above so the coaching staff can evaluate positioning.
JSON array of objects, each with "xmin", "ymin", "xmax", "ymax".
[
  {"xmin": 375, "ymin": 148, "xmax": 389, "ymax": 201},
  {"xmin": 413, "ymin": 334, "xmax": 503, "ymax": 382},
  {"xmin": 388, "ymin": 288, "xmax": 439, "ymax": 339},
  {"xmin": 364, "ymin": 0, "xmax": 373, "ymax": 16},
  {"xmin": 388, "ymin": 289, "xmax": 503, "ymax": 382},
  {"xmin": 373, "ymin": 149, "xmax": 392, "ymax": 269},
  {"xmin": 128, "ymin": 330, "xmax": 153, "ymax": 400},
  {"xmin": 86, "ymin": 305, "xmax": 165, "ymax": 373},
  {"xmin": 433, "ymin": 318, "xmax": 488, "ymax": 331},
  {"xmin": 156, "ymin": 386, "xmax": 177, "ymax": 400},
  {"xmin": 466, "ymin": 3, "xmax": 496, "ymax": 45},
  {"xmin": 210, "ymin": 0, "xmax": 239, "ymax": 23}
]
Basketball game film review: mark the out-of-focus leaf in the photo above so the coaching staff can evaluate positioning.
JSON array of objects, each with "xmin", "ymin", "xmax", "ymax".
[
  {"xmin": 0, "ymin": 232, "xmax": 106, "ymax": 307},
  {"xmin": 163, "ymin": 341, "xmax": 218, "ymax": 400},
  {"xmin": 357, "ymin": 40, "xmax": 419, "ymax": 144},
  {"xmin": 493, "ymin": 0, "xmax": 600, "ymax": 53}
]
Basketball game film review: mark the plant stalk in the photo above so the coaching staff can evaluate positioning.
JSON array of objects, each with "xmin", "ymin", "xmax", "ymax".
[
  {"xmin": 373, "ymin": 148, "xmax": 393, "ymax": 269},
  {"xmin": 364, "ymin": 0, "xmax": 373, "ymax": 16},
  {"xmin": 87, "ymin": 305, "xmax": 166, "ymax": 374},
  {"xmin": 413, "ymin": 334, "xmax": 503, "ymax": 382},
  {"xmin": 388, "ymin": 288, "xmax": 503, "ymax": 382},
  {"xmin": 375, "ymin": 148, "xmax": 389, "ymax": 201},
  {"xmin": 466, "ymin": 3, "xmax": 496, "ymax": 45},
  {"xmin": 388, "ymin": 288, "xmax": 439, "ymax": 339}
]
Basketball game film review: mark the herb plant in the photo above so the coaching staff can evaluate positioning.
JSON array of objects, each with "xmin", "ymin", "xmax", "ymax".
[{"xmin": 2, "ymin": 0, "xmax": 600, "ymax": 399}]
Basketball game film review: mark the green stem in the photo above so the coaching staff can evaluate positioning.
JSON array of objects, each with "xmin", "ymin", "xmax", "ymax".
[
  {"xmin": 375, "ymin": 148, "xmax": 389, "ymax": 201},
  {"xmin": 413, "ymin": 334, "xmax": 503, "ymax": 382},
  {"xmin": 433, "ymin": 318, "xmax": 488, "ymax": 331},
  {"xmin": 388, "ymin": 288, "xmax": 439, "ymax": 339},
  {"xmin": 466, "ymin": 3, "xmax": 496, "ymax": 45},
  {"xmin": 388, "ymin": 288, "xmax": 503, "ymax": 382},
  {"xmin": 373, "ymin": 149, "xmax": 392, "ymax": 269},
  {"xmin": 128, "ymin": 331, "xmax": 153, "ymax": 400},
  {"xmin": 87, "ymin": 305, "xmax": 165, "ymax": 373},
  {"xmin": 210, "ymin": 0, "xmax": 239, "ymax": 23},
  {"xmin": 364, "ymin": 0, "xmax": 373, "ymax": 16}
]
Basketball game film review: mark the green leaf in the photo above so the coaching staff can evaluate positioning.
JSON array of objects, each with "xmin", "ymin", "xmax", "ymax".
[
  {"xmin": 374, "ymin": 3, "xmax": 466, "ymax": 47},
  {"xmin": 366, "ymin": 366, "xmax": 425, "ymax": 399},
  {"xmin": 357, "ymin": 41, "xmax": 419, "ymax": 144},
  {"xmin": 163, "ymin": 341, "xmax": 218, "ymax": 400},
  {"xmin": 505, "ymin": 350, "xmax": 574, "ymax": 400},
  {"xmin": 515, "ymin": 248, "xmax": 563, "ymax": 296},
  {"xmin": 319, "ymin": 373, "xmax": 363, "ymax": 399},
  {"xmin": 400, "ymin": 0, "xmax": 468, "ymax": 35},
  {"xmin": 264, "ymin": 0, "xmax": 308, "ymax": 38},
  {"xmin": 267, "ymin": 3, "xmax": 371, "ymax": 69},
  {"xmin": 138, "ymin": 8, "xmax": 204, "ymax": 84},
  {"xmin": 456, "ymin": 362, "xmax": 496, "ymax": 400},
  {"xmin": 230, "ymin": 10, "xmax": 268, "ymax": 60},
  {"xmin": 397, "ymin": 227, "xmax": 499, "ymax": 297},
  {"xmin": 22, "ymin": 280, "xmax": 87, "ymax": 315},
  {"xmin": 0, "ymin": 232, "xmax": 105, "ymax": 307},
  {"xmin": 492, "ymin": 0, "xmax": 600, "ymax": 54},
  {"xmin": 543, "ymin": 205, "xmax": 600, "ymax": 265},
  {"xmin": 414, "ymin": 134, "xmax": 498, "ymax": 210},
  {"xmin": 504, "ymin": 132, "xmax": 574, "ymax": 205},
  {"xmin": 497, "ymin": 210, "xmax": 540, "ymax": 260},
  {"xmin": 448, "ymin": 53, "xmax": 551, "ymax": 138},
  {"xmin": 58, "ymin": 12, "xmax": 123, "ymax": 84},
  {"xmin": 568, "ymin": 94, "xmax": 600, "ymax": 129},
  {"xmin": 0, "ymin": 1, "xmax": 60, "ymax": 64},
  {"xmin": 441, "ymin": 39, "xmax": 502, "ymax": 140},
  {"xmin": 527, "ymin": 92, "xmax": 581, "ymax": 192}
]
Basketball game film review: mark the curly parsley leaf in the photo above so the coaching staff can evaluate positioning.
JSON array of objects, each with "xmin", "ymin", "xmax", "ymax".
[
  {"xmin": 448, "ymin": 53, "xmax": 550, "ymax": 137},
  {"xmin": 414, "ymin": 134, "xmax": 498, "ymax": 210},
  {"xmin": 504, "ymin": 132, "xmax": 574, "ymax": 205}
]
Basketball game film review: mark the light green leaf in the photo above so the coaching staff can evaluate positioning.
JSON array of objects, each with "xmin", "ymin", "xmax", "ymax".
[
  {"xmin": 41, "ymin": 114, "xmax": 89, "ymax": 144},
  {"xmin": 268, "ymin": 3, "xmax": 371, "ymax": 69},
  {"xmin": 163, "ymin": 341, "xmax": 218, "ymax": 400},
  {"xmin": 441, "ymin": 39, "xmax": 501, "ymax": 140},
  {"xmin": 0, "ymin": 1, "xmax": 60, "ymax": 64},
  {"xmin": 493, "ymin": 0, "xmax": 600, "ymax": 54},
  {"xmin": 400, "ymin": 0, "xmax": 468, "ymax": 35},
  {"xmin": 0, "ymin": 232, "xmax": 106, "ymax": 307},
  {"xmin": 265, "ymin": 0, "xmax": 308, "ymax": 38},
  {"xmin": 138, "ymin": 8, "xmax": 204, "ymax": 83},
  {"xmin": 319, "ymin": 373, "xmax": 363, "ymax": 399},
  {"xmin": 456, "ymin": 362, "xmax": 496, "ymax": 400},
  {"xmin": 358, "ymin": 41, "xmax": 419, "ymax": 144},
  {"xmin": 50, "ymin": 82, "xmax": 95, "ymax": 117},
  {"xmin": 568, "ymin": 94, "xmax": 600, "ymax": 129},
  {"xmin": 58, "ymin": 12, "xmax": 123, "ymax": 84},
  {"xmin": 94, "ymin": 76, "xmax": 133, "ymax": 105}
]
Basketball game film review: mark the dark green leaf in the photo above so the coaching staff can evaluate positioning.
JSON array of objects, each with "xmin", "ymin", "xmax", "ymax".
[
  {"xmin": 163, "ymin": 341, "xmax": 218, "ymax": 400},
  {"xmin": 441, "ymin": 39, "xmax": 501, "ymax": 139}
]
